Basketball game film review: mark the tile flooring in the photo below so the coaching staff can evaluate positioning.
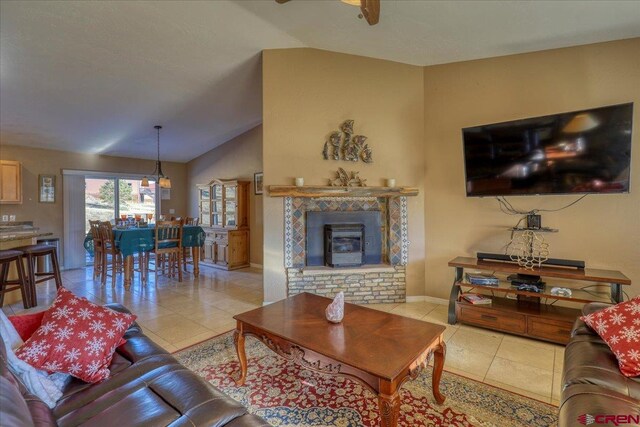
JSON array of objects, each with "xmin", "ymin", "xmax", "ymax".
[{"xmin": 3, "ymin": 265, "xmax": 564, "ymax": 406}]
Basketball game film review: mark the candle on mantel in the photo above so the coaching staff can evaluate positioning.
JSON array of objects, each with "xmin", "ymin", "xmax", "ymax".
[
  {"xmin": 387, "ymin": 178, "xmax": 396, "ymax": 188},
  {"xmin": 295, "ymin": 177, "xmax": 304, "ymax": 187}
]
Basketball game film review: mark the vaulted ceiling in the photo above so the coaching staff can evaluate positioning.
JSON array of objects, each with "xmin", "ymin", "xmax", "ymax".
[{"xmin": 1, "ymin": 0, "xmax": 639, "ymax": 162}]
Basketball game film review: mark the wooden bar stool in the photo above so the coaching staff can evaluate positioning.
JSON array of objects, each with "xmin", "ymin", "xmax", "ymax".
[
  {"xmin": 0, "ymin": 249, "xmax": 32, "ymax": 309},
  {"xmin": 14, "ymin": 244, "xmax": 63, "ymax": 307}
]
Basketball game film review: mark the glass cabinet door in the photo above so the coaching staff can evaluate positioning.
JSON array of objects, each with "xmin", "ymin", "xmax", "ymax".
[
  {"xmin": 212, "ymin": 213, "xmax": 222, "ymax": 226},
  {"xmin": 213, "ymin": 185, "xmax": 223, "ymax": 199},
  {"xmin": 225, "ymin": 185, "xmax": 237, "ymax": 199}
]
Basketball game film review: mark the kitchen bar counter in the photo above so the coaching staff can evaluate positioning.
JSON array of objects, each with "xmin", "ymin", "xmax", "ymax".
[
  {"xmin": 0, "ymin": 224, "xmax": 54, "ymax": 306},
  {"xmin": 0, "ymin": 232, "xmax": 53, "ymax": 242}
]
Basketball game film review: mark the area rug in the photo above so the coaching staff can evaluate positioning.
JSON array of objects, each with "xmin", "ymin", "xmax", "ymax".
[{"xmin": 175, "ymin": 332, "xmax": 557, "ymax": 427}]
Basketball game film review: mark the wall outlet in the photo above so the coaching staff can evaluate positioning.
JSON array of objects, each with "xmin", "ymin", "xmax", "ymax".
[
  {"xmin": 9, "ymin": 215, "xmax": 16, "ymax": 222},
  {"xmin": 169, "ymin": 209, "xmax": 175, "ymax": 214},
  {"xmin": 1, "ymin": 215, "xmax": 8, "ymax": 222}
]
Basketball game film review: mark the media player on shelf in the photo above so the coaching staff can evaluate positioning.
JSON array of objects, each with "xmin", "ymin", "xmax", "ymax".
[{"xmin": 513, "ymin": 284, "xmax": 545, "ymax": 293}]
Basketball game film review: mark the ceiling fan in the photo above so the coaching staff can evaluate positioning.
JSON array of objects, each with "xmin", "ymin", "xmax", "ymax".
[{"xmin": 275, "ymin": 0, "xmax": 380, "ymax": 26}]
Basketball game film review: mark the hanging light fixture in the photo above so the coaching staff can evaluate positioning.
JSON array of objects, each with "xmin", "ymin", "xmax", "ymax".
[{"xmin": 141, "ymin": 125, "xmax": 171, "ymax": 189}]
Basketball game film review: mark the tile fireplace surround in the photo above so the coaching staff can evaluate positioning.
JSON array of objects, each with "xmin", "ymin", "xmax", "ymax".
[{"xmin": 282, "ymin": 195, "xmax": 410, "ymax": 304}]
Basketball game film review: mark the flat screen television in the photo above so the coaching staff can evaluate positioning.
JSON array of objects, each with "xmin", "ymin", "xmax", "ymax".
[{"xmin": 463, "ymin": 103, "xmax": 633, "ymax": 197}]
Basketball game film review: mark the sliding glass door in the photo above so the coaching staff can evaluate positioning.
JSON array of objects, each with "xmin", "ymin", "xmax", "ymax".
[
  {"xmin": 118, "ymin": 179, "xmax": 156, "ymax": 221},
  {"xmin": 85, "ymin": 177, "xmax": 117, "ymax": 233},
  {"xmin": 83, "ymin": 176, "xmax": 157, "ymax": 264}
]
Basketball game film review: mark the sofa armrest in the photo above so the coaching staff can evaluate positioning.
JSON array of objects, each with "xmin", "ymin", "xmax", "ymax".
[
  {"xmin": 571, "ymin": 302, "xmax": 613, "ymax": 337},
  {"xmin": 104, "ymin": 303, "xmax": 132, "ymax": 315},
  {"xmin": 582, "ymin": 302, "xmax": 612, "ymax": 316}
]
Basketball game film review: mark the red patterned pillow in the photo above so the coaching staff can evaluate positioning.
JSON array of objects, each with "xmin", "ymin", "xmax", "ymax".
[
  {"xmin": 581, "ymin": 297, "xmax": 640, "ymax": 377},
  {"xmin": 8, "ymin": 311, "xmax": 46, "ymax": 341},
  {"xmin": 15, "ymin": 287, "xmax": 136, "ymax": 383}
]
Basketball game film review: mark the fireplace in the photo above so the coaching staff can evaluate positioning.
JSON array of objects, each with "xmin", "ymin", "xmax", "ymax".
[
  {"xmin": 324, "ymin": 224, "xmax": 365, "ymax": 267},
  {"xmin": 284, "ymin": 196, "xmax": 411, "ymax": 304}
]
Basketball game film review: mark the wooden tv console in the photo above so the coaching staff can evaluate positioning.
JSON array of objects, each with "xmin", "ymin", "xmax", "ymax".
[{"xmin": 447, "ymin": 257, "xmax": 631, "ymax": 345}]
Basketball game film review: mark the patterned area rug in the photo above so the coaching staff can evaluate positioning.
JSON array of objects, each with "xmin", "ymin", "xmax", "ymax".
[{"xmin": 175, "ymin": 332, "xmax": 557, "ymax": 427}]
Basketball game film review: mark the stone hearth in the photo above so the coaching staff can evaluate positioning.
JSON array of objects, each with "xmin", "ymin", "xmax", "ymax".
[{"xmin": 282, "ymin": 195, "xmax": 410, "ymax": 304}]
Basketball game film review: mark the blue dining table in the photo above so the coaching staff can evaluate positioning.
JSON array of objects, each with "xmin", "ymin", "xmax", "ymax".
[{"xmin": 84, "ymin": 225, "xmax": 205, "ymax": 288}]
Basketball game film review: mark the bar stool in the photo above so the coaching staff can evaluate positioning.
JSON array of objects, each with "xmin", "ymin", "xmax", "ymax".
[
  {"xmin": 0, "ymin": 249, "xmax": 32, "ymax": 309},
  {"xmin": 14, "ymin": 244, "xmax": 63, "ymax": 307}
]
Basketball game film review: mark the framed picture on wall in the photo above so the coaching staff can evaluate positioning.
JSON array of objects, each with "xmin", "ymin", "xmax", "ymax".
[
  {"xmin": 39, "ymin": 174, "xmax": 56, "ymax": 203},
  {"xmin": 254, "ymin": 172, "xmax": 263, "ymax": 195}
]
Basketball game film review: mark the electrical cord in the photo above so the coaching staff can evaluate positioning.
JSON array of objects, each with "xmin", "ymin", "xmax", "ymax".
[{"xmin": 496, "ymin": 194, "xmax": 589, "ymax": 215}]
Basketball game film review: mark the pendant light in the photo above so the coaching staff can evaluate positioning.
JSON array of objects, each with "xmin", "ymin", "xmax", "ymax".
[{"xmin": 141, "ymin": 125, "xmax": 171, "ymax": 189}]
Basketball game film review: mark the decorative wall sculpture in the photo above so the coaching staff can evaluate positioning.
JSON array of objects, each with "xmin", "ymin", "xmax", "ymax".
[
  {"xmin": 322, "ymin": 120, "xmax": 373, "ymax": 163},
  {"xmin": 329, "ymin": 167, "xmax": 367, "ymax": 187},
  {"xmin": 508, "ymin": 230, "xmax": 550, "ymax": 270}
]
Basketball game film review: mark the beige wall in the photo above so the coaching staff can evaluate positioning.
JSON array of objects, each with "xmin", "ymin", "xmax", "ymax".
[
  {"xmin": 0, "ymin": 143, "xmax": 187, "ymax": 238},
  {"xmin": 424, "ymin": 38, "xmax": 640, "ymax": 299},
  {"xmin": 186, "ymin": 125, "xmax": 264, "ymax": 266},
  {"xmin": 263, "ymin": 48, "xmax": 425, "ymax": 302}
]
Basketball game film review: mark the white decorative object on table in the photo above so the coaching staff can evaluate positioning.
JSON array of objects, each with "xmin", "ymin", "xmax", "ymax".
[
  {"xmin": 326, "ymin": 291, "xmax": 345, "ymax": 323},
  {"xmin": 387, "ymin": 178, "xmax": 396, "ymax": 188},
  {"xmin": 295, "ymin": 177, "xmax": 304, "ymax": 187}
]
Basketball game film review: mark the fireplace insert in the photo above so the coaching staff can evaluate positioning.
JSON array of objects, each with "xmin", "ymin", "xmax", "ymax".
[{"xmin": 324, "ymin": 224, "xmax": 365, "ymax": 267}]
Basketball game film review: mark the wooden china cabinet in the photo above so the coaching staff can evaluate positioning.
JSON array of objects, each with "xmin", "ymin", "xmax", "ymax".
[{"xmin": 197, "ymin": 179, "xmax": 250, "ymax": 270}]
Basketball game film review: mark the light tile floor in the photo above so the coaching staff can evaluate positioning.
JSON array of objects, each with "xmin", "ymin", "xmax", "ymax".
[{"xmin": 3, "ymin": 266, "xmax": 564, "ymax": 405}]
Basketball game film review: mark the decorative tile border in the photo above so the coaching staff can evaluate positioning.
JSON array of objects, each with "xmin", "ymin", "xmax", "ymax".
[
  {"xmin": 288, "ymin": 197, "xmax": 387, "ymax": 267},
  {"xmin": 284, "ymin": 197, "xmax": 293, "ymax": 268},
  {"xmin": 283, "ymin": 196, "xmax": 409, "ymax": 268},
  {"xmin": 400, "ymin": 197, "xmax": 409, "ymax": 266}
]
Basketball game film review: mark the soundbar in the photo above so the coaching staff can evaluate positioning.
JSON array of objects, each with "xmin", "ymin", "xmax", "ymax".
[{"xmin": 477, "ymin": 252, "xmax": 585, "ymax": 269}]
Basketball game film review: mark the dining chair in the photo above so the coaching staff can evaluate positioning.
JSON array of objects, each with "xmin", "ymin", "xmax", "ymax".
[
  {"xmin": 97, "ymin": 221, "xmax": 122, "ymax": 287},
  {"xmin": 146, "ymin": 220, "xmax": 183, "ymax": 283},
  {"xmin": 89, "ymin": 220, "xmax": 104, "ymax": 281},
  {"xmin": 182, "ymin": 217, "xmax": 199, "ymax": 272}
]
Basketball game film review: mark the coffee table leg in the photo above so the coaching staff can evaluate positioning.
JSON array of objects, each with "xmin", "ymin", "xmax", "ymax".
[
  {"xmin": 432, "ymin": 341, "xmax": 446, "ymax": 404},
  {"xmin": 234, "ymin": 328, "xmax": 247, "ymax": 386},
  {"xmin": 378, "ymin": 390, "xmax": 400, "ymax": 427}
]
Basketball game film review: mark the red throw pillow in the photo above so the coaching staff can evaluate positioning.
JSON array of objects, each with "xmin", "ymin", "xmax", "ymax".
[
  {"xmin": 15, "ymin": 287, "xmax": 136, "ymax": 383},
  {"xmin": 581, "ymin": 297, "xmax": 640, "ymax": 377},
  {"xmin": 8, "ymin": 311, "xmax": 46, "ymax": 341},
  {"xmin": 9, "ymin": 305, "xmax": 127, "ymax": 347}
]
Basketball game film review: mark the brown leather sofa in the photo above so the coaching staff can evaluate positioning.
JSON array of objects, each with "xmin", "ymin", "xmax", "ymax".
[
  {"xmin": 0, "ymin": 304, "xmax": 269, "ymax": 427},
  {"xmin": 559, "ymin": 302, "xmax": 640, "ymax": 426}
]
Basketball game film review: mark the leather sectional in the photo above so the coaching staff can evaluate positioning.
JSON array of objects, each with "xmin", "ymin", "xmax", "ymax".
[
  {"xmin": 0, "ymin": 304, "xmax": 269, "ymax": 427},
  {"xmin": 559, "ymin": 302, "xmax": 640, "ymax": 426}
]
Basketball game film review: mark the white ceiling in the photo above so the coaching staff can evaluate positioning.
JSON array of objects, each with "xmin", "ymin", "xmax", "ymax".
[{"xmin": 1, "ymin": 1, "xmax": 639, "ymax": 162}]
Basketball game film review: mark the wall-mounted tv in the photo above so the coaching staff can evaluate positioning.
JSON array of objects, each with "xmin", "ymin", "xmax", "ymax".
[{"xmin": 463, "ymin": 103, "xmax": 633, "ymax": 197}]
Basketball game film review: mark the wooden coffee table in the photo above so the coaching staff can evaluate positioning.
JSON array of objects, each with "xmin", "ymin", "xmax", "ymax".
[{"xmin": 233, "ymin": 293, "xmax": 446, "ymax": 427}]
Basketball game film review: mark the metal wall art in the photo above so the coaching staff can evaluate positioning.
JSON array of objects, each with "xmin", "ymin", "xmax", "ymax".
[
  {"xmin": 508, "ymin": 229, "xmax": 550, "ymax": 270},
  {"xmin": 322, "ymin": 120, "xmax": 373, "ymax": 163},
  {"xmin": 329, "ymin": 168, "xmax": 367, "ymax": 187}
]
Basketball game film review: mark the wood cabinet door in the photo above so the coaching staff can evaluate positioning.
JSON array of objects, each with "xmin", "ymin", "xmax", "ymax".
[
  {"xmin": 218, "ymin": 244, "xmax": 229, "ymax": 266},
  {"xmin": 0, "ymin": 161, "xmax": 22, "ymax": 204},
  {"xmin": 228, "ymin": 230, "xmax": 249, "ymax": 267},
  {"xmin": 203, "ymin": 240, "xmax": 213, "ymax": 262}
]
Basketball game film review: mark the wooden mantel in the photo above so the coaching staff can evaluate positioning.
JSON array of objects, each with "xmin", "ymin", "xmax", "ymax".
[{"xmin": 268, "ymin": 185, "xmax": 419, "ymax": 198}]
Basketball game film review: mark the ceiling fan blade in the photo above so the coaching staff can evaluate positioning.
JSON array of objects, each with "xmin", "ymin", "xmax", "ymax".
[
  {"xmin": 275, "ymin": 0, "xmax": 379, "ymax": 26},
  {"xmin": 360, "ymin": 0, "xmax": 380, "ymax": 25}
]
